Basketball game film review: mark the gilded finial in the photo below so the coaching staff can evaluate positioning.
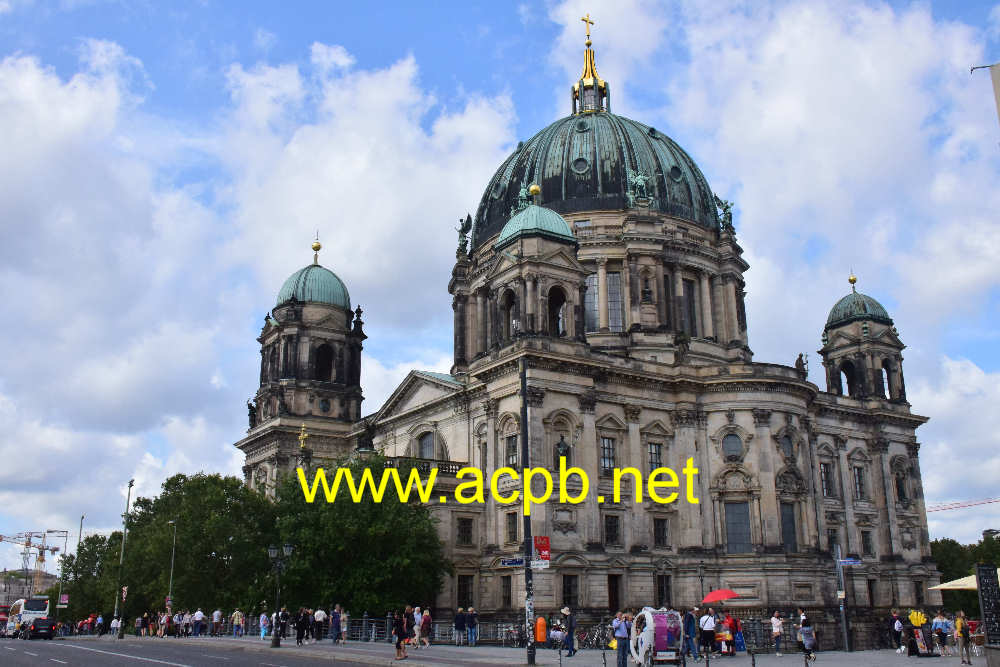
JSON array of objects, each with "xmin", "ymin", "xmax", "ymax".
[
  {"xmin": 581, "ymin": 13, "xmax": 594, "ymax": 46},
  {"xmin": 312, "ymin": 231, "xmax": 322, "ymax": 264},
  {"xmin": 298, "ymin": 423, "xmax": 309, "ymax": 449},
  {"xmin": 573, "ymin": 12, "xmax": 607, "ymax": 114},
  {"xmin": 528, "ymin": 183, "xmax": 541, "ymax": 196},
  {"xmin": 848, "ymin": 271, "xmax": 857, "ymax": 292}
]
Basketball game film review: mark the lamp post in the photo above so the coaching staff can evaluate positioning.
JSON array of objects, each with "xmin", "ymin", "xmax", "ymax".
[
  {"xmin": 268, "ymin": 544, "xmax": 293, "ymax": 648},
  {"xmin": 46, "ymin": 530, "xmax": 69, "ymax": 621},
  {"xmin": 113, "ymin": 479, "xmax": 134, "ymax": 639},
  {"xmin": 698, "ymin": 561, "xmax": 705, "ymax": 600},
  {"xmin": 519, "ymin": 356, "xmax": 535, "ymax": 665},
  {"xmin": 167, "ymin": 520, "xmax": 178, "ymax": 611}
]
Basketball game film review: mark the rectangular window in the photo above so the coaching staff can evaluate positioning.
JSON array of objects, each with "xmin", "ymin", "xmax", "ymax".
[
  {"xmin": 585, "ymin": 274, "xmax": 599, "ymax": 332},
  {"xmin": 820, "ymin": 462, "xmax": 835, "ymax": 497},
  {"xmin": 915, "ymin": 581, "xmax": 925, "ymax": 606},
  {"xmin": 600, "ymin": 437, "xmax": 616, "ymax": 476},
  {"xmin": 562, "ymin": 575, "xmax": 579, "ymax": 607},
  {"xmin": 861, "ymin": 530, "xmax": 875, "ymax": 557},
  {"xmin": 853, "ymin": 466, "xmax": 866, "ymax": 500},
  {"xmin": 506, "ymin": 434, "xmax": 518, "ymax": 467},
  {"xmin": 663, "ymin": 274, "xmax": 672, "ymax": 329},
  {"xmin": 725, "ymin": 501, "xmax": 752, "ymax": 554},
  {"xmin": 607, "ymin": 574, "xmax": 621, "ymax": 612},
  {"xmin": 457, "ymin": 518, "xmax": 473, "ymax": 546},
  {"xmin": 604, "ymin": 514, "xmax": 621, "ymax": 545},
  {"xmin": 506, "ymin": 512, "xmax": 518, "ymax": 543},
  {"xmin": 656, "ymin": 574, "xmax": 672, "ymax": 609},
  {"xmin": 648, "ymin": 442, "xmax": 662, "ymax": 471},
  {"xmin": 654, "ymin": 518, "xmax": 669, "ymax": 548},
  {"xmin": 827, "ymin": 528, "xmax": 839, "ymax": 551},
  {"xmin": 682, "ymin": 278, "xmax": 698, "ymax": 337},
  {"xmin": 781, "ymin": 502, "xmax": 798, "ymax": 553},
  {"xmin": 867, "ymin": 579, "xmax": 878, "ymax": 607},
  {"xmin": 457, "ymin": 574, "xmax": 474, "ymax": 609},
  {"xmin": 501, "ymin": 575, "xmax": 512, "ymax": 609},
  {"xmin": 607, "ymin": 272, "xmax": 624, "ymax": 333}
]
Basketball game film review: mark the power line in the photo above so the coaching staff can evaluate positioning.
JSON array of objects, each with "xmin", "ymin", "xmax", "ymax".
[{"xmin": 926, "ymin": 497, "xmax": 1000, "ymax": 512}]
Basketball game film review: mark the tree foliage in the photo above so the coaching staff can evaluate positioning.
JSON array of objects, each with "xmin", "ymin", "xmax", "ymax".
[
  {"xmin": 274, "ymin": 455, "xmax": 452, "ymax": 616},
  {"xmin": 59, "ymin": 464, "xmax": 451, "ymax": 624},
  {"xmin": 930, "ymin": 533, "xmax": 1000, "ymax": 615}
]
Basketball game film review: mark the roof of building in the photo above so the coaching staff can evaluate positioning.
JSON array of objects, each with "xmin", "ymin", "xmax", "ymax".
[
  {"xmin": 413, "ymin": 370, "xmax": 464, "ymax": 386},
  {"xmin": 825, "ymin": 287, "xmax": 893, "ymax": 330},
  {"xmin": 276, "ymin": 263, "xmax": 351, "ymax": 311},
  {"xmin": 495, "ymin": 204, "xmax": 575, "ymax": 249},
  {"xmin": 471, "ymin": 112, "xmax": 719, "ymax": 250}
]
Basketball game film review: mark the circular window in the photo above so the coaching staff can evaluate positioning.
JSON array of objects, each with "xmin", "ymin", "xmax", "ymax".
[
  {"xmin": 575, "ymin": 119, "xmax": 590, "ymax": 132},
  {"xmin": 669, "ymin": 166, "xmax": 683, "ymax": 182},
  {"xmin": 319, "ymin": 399, "xmax": 331, "ymax": 413},
  {"xmin": 572, "ymin": 157, "xmax": 590, "ymax": 174},
  {"xmin": 722, "ymin": 434, "xmax": 743, "ymax": 461}
]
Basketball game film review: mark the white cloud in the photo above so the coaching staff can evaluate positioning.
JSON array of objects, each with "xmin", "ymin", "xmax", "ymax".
[
  {"xmin": 362, "ymin": 352, "xmax": 454, "ymax": 414},
  {"xmin": 253, "ymin": 28, "xmax": 277, "ymax": 53},
  {"xmin": 989, "ymin": 4, "xmax": 1000, "ymax": 41},
  {"xmin": 310, "ymin": 42, "xmax": 355, "ymax": 73}
]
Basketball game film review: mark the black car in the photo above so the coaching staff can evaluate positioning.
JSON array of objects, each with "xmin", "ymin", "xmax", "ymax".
[{"xmin": 23, "ymin": 617, "xmax": 55, "ymax": 640}]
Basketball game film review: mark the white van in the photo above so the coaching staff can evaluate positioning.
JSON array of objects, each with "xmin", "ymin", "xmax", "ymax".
[{"xmin": 5, "ymin": 597, "xmax": 49, "ymax": 636}]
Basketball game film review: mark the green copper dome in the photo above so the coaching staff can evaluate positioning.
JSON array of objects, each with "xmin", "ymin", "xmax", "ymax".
[
  {"xmin": 495, "ymin": 204, "xmax": 575, "ymax": 249},
  {"xmin": 276, "ymin": 264, "xmax": 351, "ymax": 311},
  {"xmin": 472, "ymin": 112, "xmax": 719, "ymax": 250},
  {"xmin": 825, "ymin": 289, "xmax": 893, "ymax": 330}
]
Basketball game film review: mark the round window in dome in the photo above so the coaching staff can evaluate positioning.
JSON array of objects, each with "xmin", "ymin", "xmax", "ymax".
[
  {"xmin": 575, "ymin": 118, "xmax": 590, "ymax": 133},
  {"xmin": 572, "ymin": 157, "xmax": 590, "ymax": 174},
  {"xmin": 669, "ymin": 166, "xmax": 683, "ymax": 182}
]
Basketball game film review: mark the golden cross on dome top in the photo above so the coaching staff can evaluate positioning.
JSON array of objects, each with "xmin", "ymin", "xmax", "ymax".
[
  {"xmin": 298, "ymin": 423, "xmax": 309, "ymax": 449},
  {"xmin": 581, "ymin": 13, "xmax": 594, "ymax": 41}
]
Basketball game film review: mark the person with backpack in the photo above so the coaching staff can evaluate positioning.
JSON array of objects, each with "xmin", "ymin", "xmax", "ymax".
[
  {"xmin": 800, "ymin": 618, "xmax": 817, "ymax": 661},
  {"xmin": 955, "ymin": 610, "xmax": 972, "ymax": 665}
]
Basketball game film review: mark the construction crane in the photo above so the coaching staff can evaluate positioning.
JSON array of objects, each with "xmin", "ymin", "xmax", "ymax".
[
  {"xmin": 926, "ymin": 497, "xmax": 1000, "ymax": 513},
  {"xmin": 0, "ymin": 532, "xmax": 60, "ymax": 597}
]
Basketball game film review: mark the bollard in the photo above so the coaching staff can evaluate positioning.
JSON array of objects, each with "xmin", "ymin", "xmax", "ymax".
[
  {"xmin": 362, "ymin": 612, "xmax": 368, "ymax": 642},
  {"xmin": 749, "ymin": 648, "xmax": 756, "ymax": 667},
  {"xmin": 386, "ymin": 613, "xmax": 393, "ymax": 643}
]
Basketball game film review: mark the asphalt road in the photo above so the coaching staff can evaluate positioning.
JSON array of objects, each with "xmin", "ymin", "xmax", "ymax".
[{"xmin": 0, "ymin": 637, "xmax": 373, "ymax": 666}]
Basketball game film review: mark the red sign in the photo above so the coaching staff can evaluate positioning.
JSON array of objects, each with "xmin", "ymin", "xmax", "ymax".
[
  {"xmin": 534, "ymin": 536, "xmax": 550, "ymax": 561},
  {"xmin": 59, "ymin": 594, "xmax": 69, "ymax": 604}
]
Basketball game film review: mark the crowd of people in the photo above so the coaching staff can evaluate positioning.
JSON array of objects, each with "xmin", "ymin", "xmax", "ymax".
[
  {"xmin": 890, "ymin": 608, "xmax": 978, "ymax": 664},
  {"xmin": 392, "ymin": 604, "xmax": 478, "ymax": 660}
]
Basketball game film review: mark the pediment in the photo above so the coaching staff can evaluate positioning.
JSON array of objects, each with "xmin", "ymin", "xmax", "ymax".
[
  {"xmin": 871, "ymin": 327, "xmax": 904, "ymax": 348},
  {"xmin": 640, "ymin": 419, "xmax": 673, "ymax": 437},
  {"xmin": 376, "ymin": 370, "xmax": 462, "ymax": 420},
  {"xmin": 538, "ymin": 247, "xmax": 588, "ymax": 273}
]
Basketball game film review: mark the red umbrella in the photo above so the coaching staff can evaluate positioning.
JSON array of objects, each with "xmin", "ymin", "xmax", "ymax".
[{"xmin": 702, "ymin": 589, "xmax": 739, "ymax": 604}]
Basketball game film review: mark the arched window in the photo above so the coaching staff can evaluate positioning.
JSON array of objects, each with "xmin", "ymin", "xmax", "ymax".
[
  {"xmin": 840, "ymin": 360, "xmax": 858, "ymax": 397},
  {"xmin": 881, "ymin": 359, "xmax": 893, "ymax": 399},
  {"xmin": 780, "ymin": 435, "xmax": 794, "ymax": 459},
  {"xmin": 418, "ymin": 432, "xmax": 434, "ymax": 459},
  {"xmin": 500, "ymin": 290, "xmax": 519, "ymax": 340},
  {"xmin": 722, "ymin": 434, "xmax": 742, "ymax": 461},
  {"xmin": 315, "ymin": 344, "xmax": 333, "ymax": 381},
  {"xmin": 895, "ymin": 473, "xmax": 908, "ymax": 503},
  {"xmin": 548, "ymin": 286, "xmax": 567, "ymax": 337}
]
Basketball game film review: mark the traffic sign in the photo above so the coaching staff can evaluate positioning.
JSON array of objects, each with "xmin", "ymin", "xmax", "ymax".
[
  {"xmin": 838, "ymin": 558, "xmax": 862, "ymax": 566},
  {"xmin": 837, "ymin": 590, "xmax": 846, "ymax": 599},
  {"xmin": 500, "ymin": 558, "xmax": 524, "ymax": 568},
  {"xmin": 530, "ymin": 560, "xmax": 550, "ymax": 570}
]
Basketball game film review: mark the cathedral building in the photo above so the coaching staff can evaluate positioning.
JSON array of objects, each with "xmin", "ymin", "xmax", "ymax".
[{"xmin": 234, "ymin": 28, "xmax": 941, "ymax": 622}]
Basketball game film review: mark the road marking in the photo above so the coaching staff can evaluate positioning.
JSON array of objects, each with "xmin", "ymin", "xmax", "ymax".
[
  {"xmin": 50, "ymin": 660, "xmax": 68, "ymax": 664},
  {"xmin": 260, "ymin": 663, "xmax": 288, "ymax": 667},
  {"xmin": 25, "ymin": 651, "xmax": 39, "ymax": 656},
  {"xmin": 202, "ymin": 655, "xmax": 231, "ymax": 660},
  {"xmin": 3, "ymin": 646, "xmax": 15, "ymax": 650},
  {"xmin": 56, "ymin": 643, "xmax": 193, "ymax": 666}
]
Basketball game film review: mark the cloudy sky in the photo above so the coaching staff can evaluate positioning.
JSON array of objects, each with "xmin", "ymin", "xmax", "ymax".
[{"xmin": 1, "ymin": 0, "xmax": 998, "ymax": 571}]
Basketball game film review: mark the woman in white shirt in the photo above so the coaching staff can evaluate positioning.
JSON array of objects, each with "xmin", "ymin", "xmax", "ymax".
[{"xmin": 770, "ymin": 611, "xmax": 783, "ymax": 656}]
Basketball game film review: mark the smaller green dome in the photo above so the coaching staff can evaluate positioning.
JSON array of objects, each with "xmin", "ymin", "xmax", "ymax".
[
  {"xmin": 825, "ymin": 289, "xmax": 893, "ymax": 330},
  {"xmin": 495, "ymin": 204, "xmax": 575, "ymax": 249},
  {"xmin": 276, "ymin": 264, "xmax": 351, "ymax": 311}
]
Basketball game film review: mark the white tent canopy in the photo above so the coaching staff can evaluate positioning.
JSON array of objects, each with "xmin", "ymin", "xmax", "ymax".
[{"xmin": 930, "ymin": 568, "xmax": 1000, "ymax": 590}]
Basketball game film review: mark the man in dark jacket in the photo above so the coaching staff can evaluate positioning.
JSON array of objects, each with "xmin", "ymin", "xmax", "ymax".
[
  {"xmin": 562, "ymin": 606, "xmax": 576, "ymax": 657},
  {"xmin": 683, "ymin": 606, "xmax": 700, "ymax": 660},
  {"xmin": 453, "ymin": 608, "xmax": 466, "ymax": 645}
]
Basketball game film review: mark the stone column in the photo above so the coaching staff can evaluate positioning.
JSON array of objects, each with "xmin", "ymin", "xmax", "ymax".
[
  {"xmin": 836, "ymin": 438, "xmax": 857, "ymax": 554},
  {"xmin": 724, "ymin": 276, "xmax": 739, "ymax": 345},
  {"xmin": 654, "ymin": 262, "xmax": 666, "ymax": 327},
  {"xmin": 711, "ymin": 276, "xmax": 726, "ymax": 343},
  {"xmin": 873, "ymin": 439, "xmax": 901, "ymax": 555},
  {"xmin": 598, "ymin": 258, "xmax": 609, "ymax": 332},
  {"xmin": 576, "ymin": 283, "xmax": 587, "ymax": 342},
  {"xmin": 477, "ymin": 290, "xmax": 487, "ymax": 356},
  {"xmin": 675, "ymin": 267, "xmax": 686, "ymax": 333},
  {"xmin": 453, "ymin": 295, "xmax": 467, "ymax": 367},
  {"xmin": 525, "ymin": 274, "xmax": 536, "ymax": 333},
  {"xmin": 699, "ymin": 271, "xmax": 714, "ymax": 340},
  {"xmin": 753, "ymin": 409, "xmax": 780, "ymax": 547}
]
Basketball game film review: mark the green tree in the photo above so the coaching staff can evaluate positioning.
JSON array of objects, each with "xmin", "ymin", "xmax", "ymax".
[
  {"xmin": 273, "ymin": 455, "xmax": 452, "ymax": 616},
  {"xmin": 61, "ymin": 532, "xmax": 122, "ymax": 622}
]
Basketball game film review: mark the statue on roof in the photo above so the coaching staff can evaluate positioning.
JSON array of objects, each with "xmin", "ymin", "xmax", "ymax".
[
  {"xmin": 456, "ymin": 213, "xmax": 472, "ymax": 257},
  {"xmin": 714, "ymin": 195, "xmax": 735, "ymax": 233}
]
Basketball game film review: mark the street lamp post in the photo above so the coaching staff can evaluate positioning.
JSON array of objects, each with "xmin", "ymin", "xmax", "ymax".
[
  {"xmin": 519, "ymin": 356, "xmax": 535, "ymax": 665},
  {"xmin": 698, "ymin": 561, "xmax": 705, "ymax": 600},
  {"xmin": 268, "ymin": 544, "xmax": 293, "ymax": 648},
  {"xmin": 46, "ymin": 530, "xmax": 69, "ymax": 622},
  {"xmin": 113, "ymin": 479, "xmax": 134, "ymax": 639},
  {"xmin": 167, "ymin": 520, "xmax": 178, "ymax": 611}
]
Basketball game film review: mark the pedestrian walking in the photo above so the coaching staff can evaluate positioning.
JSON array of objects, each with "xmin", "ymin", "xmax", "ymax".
[
  {"xmin": 314, "ymin": 606, "xmax": 327, "ymax": 641},
  {"xmin": 683, "ymin": 606, "xmax": 700, "ymax": 660},
  {"xmin": 393, "ymin": 610, "xmax": 408, "ymax": 661},
  {"xmin": 613, "ymin": 611, "xmax": 632, "ymax": 667},
  {"xmin": 771, "ymin": 610, "xmax": 783, "ymax": 656},
  {"xmin": 800, "ymin": 618, "xmax": 817, "ymax": 661},
  {"xmin": 467, "ymin": 606, "xmax": 478, "ymax": 647},
  {"xmin": 454, "ymin": 607, "xmax": 466, "ymax": 645},
  {"xmin": 294, "ymin": 607, "xmax": 308, "ymax": 645},
  {"xmin": 231, "ymin": 608, "xmax": 244, "ymax": 638},
  {"xmin": 211, "ymin": 608, "xmax": 222, "ymax": 636},
  {"xmin": 956, "ymin": 610, "xmax": 972, "ymax": 665},
  {"xmin": 420, "ymin": 607, "xmax": 432, "ymax": 647},
  {"xmin": 340, "ymin": 608, "xmax": 349, "ymax": 644},
  {"xmin": 331, "ymin": 604, "xmax": 342, "ymax": 644},
  {"xmin": 259, "ymin": 610, "xmax": 268, "ymax": 639},
  {"xmin": 699, "ymin": 607, "xmax": 717, "ymax": 658},
  {"xmin": 890, "ymin": 608, "xmax": 902, "ymax": 651},
  {"xmin": 192, "ymin": 608, "xmax": 205, "ymax": 637},
  {"xmin": 561, "ymin": 606, "xmax": 575, "ymax": 656}
]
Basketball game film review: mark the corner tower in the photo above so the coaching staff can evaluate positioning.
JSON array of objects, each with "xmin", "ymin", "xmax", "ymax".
[
  {"xmin": 819, "ymin": 274, "xmax": 906, "ymax": 400},
  {"xmin": 234, "ymin": 239, "xmax": 366, "ymax": 495}
]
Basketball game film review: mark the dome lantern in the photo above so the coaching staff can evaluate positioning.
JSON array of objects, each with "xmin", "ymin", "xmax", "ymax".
[{"xmin": 572, "ymin": 13, "xmax": 609, "ymax": 114}]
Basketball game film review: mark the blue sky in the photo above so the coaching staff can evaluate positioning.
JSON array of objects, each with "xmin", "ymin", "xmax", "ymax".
[{"xmin": 1, "ymin": 0, "xmax": 999, "ymax": 571}]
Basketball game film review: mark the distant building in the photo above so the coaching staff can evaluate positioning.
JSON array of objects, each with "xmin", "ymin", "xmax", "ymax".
[{"xmin": 2, "ymin": 570, "xmax": 58, "ymax": 606}]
